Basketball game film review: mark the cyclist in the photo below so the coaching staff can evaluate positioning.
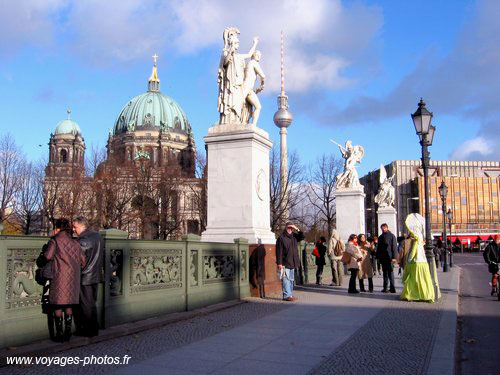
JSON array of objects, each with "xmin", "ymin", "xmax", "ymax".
[{"xmin": 483, "ymin": 234, "xmax": 500, "ymax": 296}]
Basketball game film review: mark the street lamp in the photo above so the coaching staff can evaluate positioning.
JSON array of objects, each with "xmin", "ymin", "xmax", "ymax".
[
  {"xmin": 411, "ymin": 98, "xmax": 439, "ymax": 296},
  {"xmin": 447, "ymin": 208, "xmax": 453, "ymax": 267},
  {"xmin": 438, "ymin": 181, "xmax": 449, "ymax": 272}
]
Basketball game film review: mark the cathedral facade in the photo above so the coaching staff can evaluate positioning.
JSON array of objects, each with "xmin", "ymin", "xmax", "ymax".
[{"xmin": 44, "ymin": 58, "xmax": 203, "ymax": 239}]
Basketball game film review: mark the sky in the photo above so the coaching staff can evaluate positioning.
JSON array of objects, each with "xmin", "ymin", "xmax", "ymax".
[{"xmin": 0, "ymin": 0, "xmax": 499, "ymax": 177}]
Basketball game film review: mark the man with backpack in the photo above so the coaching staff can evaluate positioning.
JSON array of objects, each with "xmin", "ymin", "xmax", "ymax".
[{"xmin": 328, "ymin": 230, "xmax": 344, "ymax": 286}]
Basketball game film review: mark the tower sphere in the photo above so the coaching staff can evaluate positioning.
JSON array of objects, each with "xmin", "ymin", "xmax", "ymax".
[{"xmin": 273, "ymin": 107, "xmax": 293, "ymax": 128}]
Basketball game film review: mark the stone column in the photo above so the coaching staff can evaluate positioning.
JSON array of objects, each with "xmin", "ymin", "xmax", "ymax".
[
  {"xmin": 335, "ymin": 187, "xmax": 366, "ymax": 242},
  {"xmin": 377, "ymin": 206, "xmax": 398, "ymax": 236},
  {"xmin": 201, "ymin": 124, "xmax": 276, "ymax": 245}
]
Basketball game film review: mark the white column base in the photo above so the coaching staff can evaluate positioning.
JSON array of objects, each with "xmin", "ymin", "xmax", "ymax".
[
  {"xmin": 335, "ymin": 187, "xmax": 366, "ymax": 242},
  {"xmin": 201, "ymin": 124, "xmax": 276, "ymax": 245},
  {"xmin": 377, "ymin": 206, "xmax": 398, "ymax": 236}
]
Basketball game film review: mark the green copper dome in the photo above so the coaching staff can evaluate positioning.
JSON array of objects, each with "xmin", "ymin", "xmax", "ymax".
[
  {"xmin": 54, "ymin": 110, "xmax": 82, "ymax": 135},
  {"xmin": 113, "ymin": 91, "xmax": 190, "ymax": 135},
  {"xmin": 113, "ymin": 57, "xmax": 191, "ymax": 136}
]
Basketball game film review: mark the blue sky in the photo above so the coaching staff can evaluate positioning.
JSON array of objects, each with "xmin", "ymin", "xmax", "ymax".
[{"xmin": 0, "ymin": 0, "xmax": 498, "ymax": 176}]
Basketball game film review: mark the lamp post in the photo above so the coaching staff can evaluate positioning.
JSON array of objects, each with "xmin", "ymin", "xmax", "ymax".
[
  {"xmin": 438, "ymin": 181, "xmax": 449, "ymax": 272},
  {"xmin": 447, "ymin": 208, "xmax": 453, "ymax": 267},
  {"xmin": 411, "ymin": 98, "xmax": 439, "ymax": 296}
]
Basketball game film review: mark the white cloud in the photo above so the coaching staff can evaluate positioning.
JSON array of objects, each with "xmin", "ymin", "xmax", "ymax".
[
  {"xmin": 0, "ymin": 0, "xmax": 382, "ymax": 94},
  {"xmin": 450, "ymin": 137, "xmax": 493, "ymax": 160},
  {"xmin": 0, "ymin": 0, "xmax": 67, "ymax": 54}
]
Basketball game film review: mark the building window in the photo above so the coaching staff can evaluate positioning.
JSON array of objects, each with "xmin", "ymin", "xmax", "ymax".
[
  {"xmin": 461, "ymin": 197, "xmax": 467, "ymax": 205},
  {"xmin": 60, "ymin": 149, "xmax": 68, "ymax": 163}
]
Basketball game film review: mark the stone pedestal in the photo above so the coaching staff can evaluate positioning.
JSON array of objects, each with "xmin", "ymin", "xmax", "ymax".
[
  {"xmin": 335, "ymin": 187, "xmax": 366, "ymax": 242},
  {"xmin": 201, "ymin": 124, "xmax": 276, "ymax": 244},
  {"xmin": 248, "ymin": 244, "xmax": 282, "ymax": 298},
  {"xmin": 377, "ymin": 206, "xmax": 398, "ymax": 236}
]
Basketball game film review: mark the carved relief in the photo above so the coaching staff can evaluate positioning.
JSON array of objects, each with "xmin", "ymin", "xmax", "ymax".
[
  {"xmin": 5, "ymin": 248, "xmax": 44, "ymax": 309},
  {"xmin": 130, "ymin": 249, "xmax": 182, "ymax": 293},
  {"xmin": 203, "ymin": 254, "xmax": 235, "ymax": 284},
  {"xmin": 110, "ymin": 249, "xmax": 123, "ymax": 297},
  {"xmin": 240, "ymin": 250, "xmax": 247, "ymax": 281},
  {"xmin": 190, "ymin": 250, "xmax": 198, "ymax": 287}
]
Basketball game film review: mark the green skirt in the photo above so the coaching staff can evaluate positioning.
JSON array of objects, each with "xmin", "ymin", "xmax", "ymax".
[{"xmin": 400, "ymin": 262, "xmax": 435, "ymax": 303}]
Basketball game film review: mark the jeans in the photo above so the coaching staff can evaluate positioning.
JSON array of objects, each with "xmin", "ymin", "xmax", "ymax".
[
  {"xmin": 348, "ymin": 268, "xmax": 359, "ymax": 292},
  {"xmin": 282, "ymin": 268, "xmax": 295, "ymax": 299},
  {"xmin": 330, "ymin": 259, "xmax": 343, "ymax": 286},
  {"xmin": 381, "ymin": 263, "xmax": 395, "ymax": 291}
]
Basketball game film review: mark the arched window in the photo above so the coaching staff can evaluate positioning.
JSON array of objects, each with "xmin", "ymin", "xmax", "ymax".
[{"xmin": 60, "ymin": 149, "xmax": 68, "ymax": 163}]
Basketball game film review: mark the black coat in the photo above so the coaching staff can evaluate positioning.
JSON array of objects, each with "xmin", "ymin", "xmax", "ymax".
[
  {"xmin": 78, "ymin": 229, "xmax": 104, "ymax": 285},
  {"xmin": 484, "ymin": 241, "xmax": 500, "ymax": 264},
  {"xmin": 315, "ymin": 241, "xmax": 327, "ymax": 266},
  {"xmin": 276, "ymin": 230, "xmax": 300, "ymax": 269},
  {"xmin": 377, "ymin": 231, "xmax": 398, "ymax": 264}
]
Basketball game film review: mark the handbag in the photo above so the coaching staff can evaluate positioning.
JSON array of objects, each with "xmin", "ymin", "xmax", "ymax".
[
  {"xmin": 312, "ymin": 247, "xmax": 319, "ymax": 258},
  {"xmin": 35, "ymin": 243, "xmax": 54, "ymax": 286},
  {"xmin": 341, "ymin": 252, "xmax": 351, "ymax": 265}
]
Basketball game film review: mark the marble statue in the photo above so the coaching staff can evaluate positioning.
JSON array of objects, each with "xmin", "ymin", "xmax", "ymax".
[
  {"xmin": 374, "ymin": 164, "xmax": 395, "ymax": 207},
  {"xmin": 332, "ymin": 140, "xmax": 365, "ymax": 189},
  {"xmin": 217, "ymin": 27, "xmax": 263, "ymax": 125}
]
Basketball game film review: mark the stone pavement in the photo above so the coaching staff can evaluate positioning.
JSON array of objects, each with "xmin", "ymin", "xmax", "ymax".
[{"xmin": 2, "ymin": 267, "xmax": 459, "ymax": 375}]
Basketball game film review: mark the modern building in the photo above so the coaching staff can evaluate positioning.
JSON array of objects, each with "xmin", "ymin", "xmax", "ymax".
[
  {"xmin": 44, "ymin": 57, "xmax": 202, "ymax": 239},
  {"xmin": 361, "ymin": 160, "xmax": 500, "ymax": 246}
]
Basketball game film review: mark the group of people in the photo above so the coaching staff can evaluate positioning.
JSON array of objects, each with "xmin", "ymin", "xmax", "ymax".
[
  {"xmin": 37, "ymin": 217, "xmax": 103, "ymax": 342},
  {"xmin": 276, "ymin": 217, "xmax": 437, "ymax": 303}
]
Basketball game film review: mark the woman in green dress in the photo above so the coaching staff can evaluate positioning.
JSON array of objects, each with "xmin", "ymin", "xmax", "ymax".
[{"xmin": 400, "ymin": 213, "xmax": 436, "ymax": 303}]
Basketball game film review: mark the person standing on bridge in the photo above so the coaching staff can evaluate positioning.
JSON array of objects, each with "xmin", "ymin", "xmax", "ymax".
[
  {"xmin": 276, "ymin": 222, "xmax": 301, "ymax": 301},
  {"xmin": 483, "ymin": 235, "xmax": 500, "ymax": 296}
]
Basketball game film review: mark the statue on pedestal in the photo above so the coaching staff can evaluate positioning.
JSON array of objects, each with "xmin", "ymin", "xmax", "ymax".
[
  {"xmin": 217, "ymin": 27, "xmax": 265, "ymax": 126},
  {"xmin": 374, "ymin": 164, "xmax": 395, "ymax": 208},
  {"xmin": 332, "ymin": 140, "xmax": 365, "ymax": 189}
]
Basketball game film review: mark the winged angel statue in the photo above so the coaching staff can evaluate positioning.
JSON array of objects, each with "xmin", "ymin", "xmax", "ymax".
[
  {"xmin": 333, "ymin": 140, "xmax": 365, "ymax": 189},
  {"xmin": 374, "ymin": 164, "xmax": 395, "ymax": 207}
]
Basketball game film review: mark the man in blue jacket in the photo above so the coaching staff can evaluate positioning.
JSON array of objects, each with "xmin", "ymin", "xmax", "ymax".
[{"xmin": 377, "ymin": 223, "xmax": 398, "ymax": 293}]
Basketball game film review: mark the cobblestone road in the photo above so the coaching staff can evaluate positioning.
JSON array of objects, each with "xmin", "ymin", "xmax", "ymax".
[
  {"xmin": 2, "ymin": 298, "xmax": 290, "ymax": 375},
  {"xmin": 309, "ymin": 298, "xmax": 443, "ymax": 375}
]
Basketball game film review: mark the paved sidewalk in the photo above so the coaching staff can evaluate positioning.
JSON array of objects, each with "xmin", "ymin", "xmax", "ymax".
[
  {"xmin": 113, "ymin": 268, "xmax": 459, "ymax": 375},
  {"xmin": 2, "ymin": 267, "xmax": 459, "ymax": 375}
]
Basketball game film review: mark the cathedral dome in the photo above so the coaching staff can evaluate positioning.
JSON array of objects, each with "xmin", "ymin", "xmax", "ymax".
[
  {"xmin": 113, "ymin": 56, "xmax": 191, "ymax": 136},
  {"xmin": 54, "ymin": 109, "xmax": 82, "ymax": 135}
]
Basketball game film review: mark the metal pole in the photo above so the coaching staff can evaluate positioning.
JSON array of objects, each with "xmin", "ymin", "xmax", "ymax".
[
  {"xmin": 448, "ymin": 213, "xmax": 454, "ymax": 268},
  {"xmin": 441, "ymin": 197, "xmax": 449, "ymax": 272},
  {"xmin": 422, "ymin": 142, "xmax": 439, "ymax": 297}
]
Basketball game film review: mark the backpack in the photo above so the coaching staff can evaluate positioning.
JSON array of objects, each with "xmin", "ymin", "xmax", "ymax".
[{"xmin": 334, "ymin": 240, "xmax": 343, "ymax": 256}]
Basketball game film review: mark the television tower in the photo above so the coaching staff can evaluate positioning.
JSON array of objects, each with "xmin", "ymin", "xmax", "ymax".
[{"xmin": 273, "ymin": 31, "xmax": 293, "ymax": 223}]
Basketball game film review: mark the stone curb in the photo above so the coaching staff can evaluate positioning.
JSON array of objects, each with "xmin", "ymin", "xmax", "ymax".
[
  {"xmin": 426, "ymin": 266, "xmax": 461, "ymax": 375},
  {"xmin": 0, "ymin": 299, "xmax": 245, "ymax": 367}
]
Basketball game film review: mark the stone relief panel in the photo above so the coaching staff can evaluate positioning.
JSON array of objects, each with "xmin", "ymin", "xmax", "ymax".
[
  {"xmin": 203, "ymin": 252, "xmax": 235, "ymax": 284},
  {"xmin": 190, "ymin": 250, "xmax": 198, "ymax": 287},
  {"xmin": 240, "ymin": 250, "xmax": 247, "ymax": 281},
  {"xmin": 130, "ymin": 249, "xmax": 182, "ymax": 293},
  {"xmin": 110, "ymin": 249, "xmax": 123, "ymax": 297},
  {"xmin": 5, "ymin": 248, "xmax": 43, "ymax": 309}
]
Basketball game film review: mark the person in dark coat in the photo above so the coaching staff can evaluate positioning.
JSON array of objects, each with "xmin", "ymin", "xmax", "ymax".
[
  {"xmin": 44, "ymin": 218, "xmax": 86, "ymax": 342},
  {"xmin": 376, "ymin": 223, "xmax": 398, "ymax": 293},
  {"xmin": 483, "ymin": 235, "xmax": 500, "ymax": 296},
  {"xmin": 315, "ymin": 237, "xmax": 327, "ymax": 285},
  {"xmin": 73, "ymin": 216, "xmax": 104, "ymax": 337},
  {"xmin": 276, "ymin": 222, "xmax": 300, "ymax": 301}
]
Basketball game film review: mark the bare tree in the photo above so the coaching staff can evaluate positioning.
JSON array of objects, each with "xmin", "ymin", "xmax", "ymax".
[
  {"xmin": 269, "ymin": 146, "xmax": 305, "ymax": 234},
  {"xmin": 306, "ymin": 153, "xmax": 343, "ymax": 238},
  {"xmin": 0, "ymin": 134, "xmax": 24, "ymax": 224},
  {"xmin": 85, "ymin": 143, "xmax": 107, "ymax": 177},
  {"xmin": 15, "ymin": 161, "xmax": 43, "ymax": 234},
  {"xmin": 186, "ymin": 150, "xmax": 207, "ymax": 233}
]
